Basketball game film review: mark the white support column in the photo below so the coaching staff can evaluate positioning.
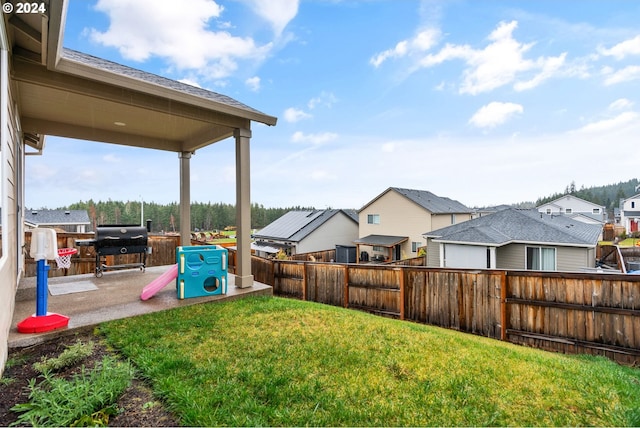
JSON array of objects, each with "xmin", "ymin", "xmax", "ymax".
[
  {"xmin": 179, "ymin": 151, "xmax": 192, "ymax": 247},
  {"xmin": 234, "ymin": 128, "xmax": 253, "ymax": 288}
]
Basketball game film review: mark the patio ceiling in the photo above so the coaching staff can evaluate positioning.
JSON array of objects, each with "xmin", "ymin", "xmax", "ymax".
[{"xmin": 5, "ymin": 0, "xmax": 276, "ymax": 153}]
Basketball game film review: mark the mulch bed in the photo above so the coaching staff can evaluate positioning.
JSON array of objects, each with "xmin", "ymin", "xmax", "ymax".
[{"xmin": 0, "ymin": 329, "xmax": 180, "ymax": 427}]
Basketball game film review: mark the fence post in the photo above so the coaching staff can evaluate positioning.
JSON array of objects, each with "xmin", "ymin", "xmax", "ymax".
[
  {"xmin": 398, "ymin": 267, "xmax": 405, "ymax": 320},
  {"xmin": 343, "ymin": 265, "xmax": 349, "ymax": 308},
  {"xmin": 301, "ymin": 262, "xmax": 307, "ymax": 301},
  {"xmin": 500, "ymin": 271, "xmax": 507, "ymax": 341}
]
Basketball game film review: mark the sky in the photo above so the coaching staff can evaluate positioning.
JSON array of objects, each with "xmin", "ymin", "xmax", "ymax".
[{"xmin": 25, "ymin": 0, "xmax": 640, "ymax": 210}]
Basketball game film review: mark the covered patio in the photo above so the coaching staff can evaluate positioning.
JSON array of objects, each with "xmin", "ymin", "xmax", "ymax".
[
  {"xmin": 10, "ymin": 265, "xmax": 272, "ymax": 349},
  {"xmin": 9, "ymin": 1, "xmax": 277, "ymax": 288},
  {"xmin": 354, "ymin": 234, "xmax": 408, "ymax": 263}
]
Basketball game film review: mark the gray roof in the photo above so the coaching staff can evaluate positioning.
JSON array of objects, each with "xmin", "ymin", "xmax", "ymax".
[
  {"xmin": 62, "ymin": 48, "xmax": 274, "ymax": 124},
  {"xmin": 254, "ymin": 209, "xmax": 358, "ymax": 242},
  {"xmin": 425, "ymin": 208, "xmax": 602, "ymax": 247},
  {"xmin": 353, "ymin": 235, "xmax": 408, "ymax": 247},
  {"xmin": 25, "ymin": 209, "xmax": 90, "ymax": 226},
  {"xmin": 361, "ymin": 187, "xmax": 471, "ymax": 214}
]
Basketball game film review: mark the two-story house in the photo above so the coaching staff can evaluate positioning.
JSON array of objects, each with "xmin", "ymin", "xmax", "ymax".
[
  {"xmin": 356, "ymin": 187, "xmax": 472, "ymax": 262},
  {"xmin": 537, "ymin": 195, "xmax": 606, "ymax": 224},
  {"xmin": 619, "ymin": 193, "xmax": 640, "ymax": 234}
]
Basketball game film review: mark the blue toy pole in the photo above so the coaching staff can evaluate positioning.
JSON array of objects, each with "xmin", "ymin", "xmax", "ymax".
[{"xmin": 35, "ymin": 259, "xmax": 50, "ymax": 316}]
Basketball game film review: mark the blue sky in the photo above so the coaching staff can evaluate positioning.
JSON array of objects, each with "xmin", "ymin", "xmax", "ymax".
[{"xmin": 26, "ymin": 0, "xmax": 640, "ymax": 210}]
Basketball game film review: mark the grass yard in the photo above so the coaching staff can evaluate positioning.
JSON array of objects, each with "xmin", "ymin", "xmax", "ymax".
[{"xmin": 100, "ymin": 296, "xmax": 640, "ymax": 427}]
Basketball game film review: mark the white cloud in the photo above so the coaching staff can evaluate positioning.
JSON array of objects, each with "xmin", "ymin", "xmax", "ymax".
[
  {"xmin": 603, "ymin": 65, "xmax": 640, "ymax": 85},
  {"xmin": 308, "ymin": 91, "xmax": 337, "ymax": 110},
  {"xmin": 245, "ymin": 76, "xmax": 261, "ymax": 91},
  {"xmin": 103, "ymin": 154, "xmax": 121, "ymax": 163},
  {"xmin": 291, "ymin": 131, "xmax": 338, "ymax": 145},
  {"xmin": 574, "ymin": 111, "xmax": 639, "ymax": 134},
  {"xmin": 609, "ymin": 98, "xmax": 634, "ymax": 111},
  {"xmin": 283, "ymin": 107, "xmax": 312, "ymax": 123},
  {"xmin": 377, "ymin": 20, "xmax": 567, "ymax": 95},
  {"xmin": 469, "ymin": 102, "xmax": 523, "ymax": 129},
  {"xmin": 598, "ymin": 35, "xmax": 640, "ymax": 60},
  {"xmin": 89, "ymin": 0, "xmax": 273, "ymax": 81},
  {"xmin": 239, "ymin": 0, "xmax": 298, "ymax": 36},
  {"xmin": 370, "ymin": 28, "xmax": 440, "ymax": 67}
]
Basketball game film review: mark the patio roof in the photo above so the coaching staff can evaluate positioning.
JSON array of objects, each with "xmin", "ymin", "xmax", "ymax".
[
  {"xmin": 354, "ymin": 234, "xmax": 408, "ymax": 247},
  {"xmin": 6, "ymin": 3, "xmax": 276, "ymax": 153}
]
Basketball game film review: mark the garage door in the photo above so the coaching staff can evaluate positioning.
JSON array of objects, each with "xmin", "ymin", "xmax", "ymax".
[{"xmin": 444, "ymin": 244, "xmax": 487, "ymax": 269}]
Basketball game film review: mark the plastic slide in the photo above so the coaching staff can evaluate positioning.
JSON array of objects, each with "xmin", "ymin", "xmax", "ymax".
[{"xmin": 140, "ymin": 264, "xmax": 179, "ymax": 300}]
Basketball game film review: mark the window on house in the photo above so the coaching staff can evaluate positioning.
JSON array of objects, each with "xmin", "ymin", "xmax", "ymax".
[
  {"xmin": 592, "ymin": 208, "xmax": 600, "ymax": 214},
  {"xmin": 411, "ymin": 242, "xmax": 421, "ymax": 252},
  {"xmin": 451, "ymin": 214, "xmax": 456, "ymax": 224},
  {"xmin": 632, "ymin": 202, "xmax": 636, "ymax": 209},
  {"xmin": 367, "ymin": 214, "xmax": 380, "ymax": 225},
  {"xmin": 565, "ymin": 208, "xmax": 572, "ymax": 214},
  {"xmin": 546, "ymin": 208, "xmax": 551, "ymax": 214},
  {"xmin": 372, "ymin": 246, "xmax": 385, "ymax": 252},
  {"xmin": 526, "ymin": 246, "xmax": 556, "ymax": 271}
]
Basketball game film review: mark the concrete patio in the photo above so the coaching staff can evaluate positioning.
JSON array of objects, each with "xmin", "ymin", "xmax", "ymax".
[{"xmin": 9, "ymin": 265, "xmax": 272, "ymax": 349}]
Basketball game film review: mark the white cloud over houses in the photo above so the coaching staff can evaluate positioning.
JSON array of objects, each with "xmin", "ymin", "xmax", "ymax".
[
  {"xmin": 291, "ymin": 131, "xmax": 338, "ymax": 145},
  {"xmin": 88, "ymin": 0, "xmax": 276, "ymax": 81},
  {"xmin": 598, "ymin": 34, "xmax": 640, "ymax": 59},
  {"xmin": 602, "ymin": 65, "xmax": 640, "ymax": 85},
  {"xmin": 574, "ymin": 111, "xmax": 639, "ymax": 134},
  {"xmin": 372, "ymin": 20, "xmax": 567, "ymax": 95},
  {"xmin": 245, "ymin": 76, "xmax": 261, "ymax": 91},
  {"xmin": 283, "ymin": 107, "xmax": 312, "ymax": 123},
  {"xmin": 239, "ymin": 0, "xmax": 299, "ymax": 36},
  {"xmin": 609, "ymin": 98, "xmax": 634, "ymax": 111},
  {"xmin": 469, "ymin": 102, "xmax": 523, "ymax": 128}
]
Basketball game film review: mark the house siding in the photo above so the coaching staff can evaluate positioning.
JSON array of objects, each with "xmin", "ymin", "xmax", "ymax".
[
  {"xmin": 359, "ymin": 190, "xmax": 432, "ymax": 258},
  {"xmin": 496, "ymin": 244, "xmax": 524, "ymax": 270},
  {"xmin": 296, "ymin": 213, "xmax": 358, "ymax": 254},
  {"xmin": 557, "ymin": 246, "xmax": 595, "ymax": 271},
  {"xmin": 426, "ymin": 238, "xmax": 440, "ymax": 267},
  {"xmin": 1, "ymin": 41, "xmax": 22, "ymax": 376}
]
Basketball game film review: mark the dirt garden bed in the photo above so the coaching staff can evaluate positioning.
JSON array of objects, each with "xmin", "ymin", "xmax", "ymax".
[{"xmin": 0, "ymin": 329, "xmax": 179, "ymax": 427}]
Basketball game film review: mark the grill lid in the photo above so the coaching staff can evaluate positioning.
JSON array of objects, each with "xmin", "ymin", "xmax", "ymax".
[{"xmin": 95, "ymin": 225, "xmax": 148, "ymax": 248}]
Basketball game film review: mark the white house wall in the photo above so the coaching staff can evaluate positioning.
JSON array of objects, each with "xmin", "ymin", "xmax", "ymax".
[
  {"xmin": 297, "ymin": 213, "xmax": 358, "ymax": 254},
  {"xmin": 0, "ymin": 33, "xmax": 22, "ymax": 376},
  {"xmin": 538, "ymin": 195, "xmax": 605, "ymax": 222}
]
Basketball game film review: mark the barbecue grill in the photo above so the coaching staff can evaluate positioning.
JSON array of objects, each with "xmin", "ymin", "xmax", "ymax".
[{"xmin": 77, "ymin": 224, "xmax": 149, "ymax": 277}]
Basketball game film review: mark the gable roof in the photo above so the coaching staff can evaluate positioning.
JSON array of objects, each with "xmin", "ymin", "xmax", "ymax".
[
  {"xmin": 360, "ymin": 187, "xmax": 471, "ymax": 214},
  {"xmin": 25, "ymin": 209, "xmax": 90, "ymax": 226},
  {"xmin": 537, "ymin": 194, "xmax": 604, "ymax": 210},
  {"xmin": 255, "ymin": 209, "xmax": 358, "ymax": 242},
  {"xmin": 424, "ymin": 208, "xmax": 602, "ymax": 247}
]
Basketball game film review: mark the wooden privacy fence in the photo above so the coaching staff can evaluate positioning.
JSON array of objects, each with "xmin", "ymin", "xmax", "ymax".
[
  {"xmin": 248, "ymin": 255, "xmax": 640, "ymax": 366},
  {"xmin": 23, "ymin": 231, "xmax": 181, "ymax": 277}
]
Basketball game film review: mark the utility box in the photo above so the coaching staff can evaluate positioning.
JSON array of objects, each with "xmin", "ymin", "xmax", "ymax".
[
  {"xmin": 176, "ymin": 245, "xmax": 227, "ymax": 299},
  {"xmin": 335, "ymin": 245, "xmax": 356, "ymax": 263}
]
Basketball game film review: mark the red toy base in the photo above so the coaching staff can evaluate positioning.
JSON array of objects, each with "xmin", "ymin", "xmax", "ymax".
[{"xmin": 17, "ymin": 313, "xmax": 70, "ymax": 333}]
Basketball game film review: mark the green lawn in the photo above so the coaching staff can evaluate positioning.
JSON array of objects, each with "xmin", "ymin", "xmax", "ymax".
[{"xmin": 100, "ymin": 296, "xmax": 640, "ymax": 427}]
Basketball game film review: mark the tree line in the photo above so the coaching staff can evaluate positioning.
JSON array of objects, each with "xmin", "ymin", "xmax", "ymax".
[{"xmin": 64, "ymin": 200, "xmax": 315, "ymax": 233}]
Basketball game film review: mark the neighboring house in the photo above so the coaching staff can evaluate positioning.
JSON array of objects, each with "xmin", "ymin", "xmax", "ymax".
[
  {"xmin": 1, "ymin": 1, "xmax": 276, "ymax": 377},
  {"xmin": 619, "ymin": 193, "xmax": 640, "ymax": 234},
  {"xmin": 25, "ymin": 209, "xmax": 91, "ymax": 233},
  {"xmin": 252, "ymin": 209, "xmax": 359, "ymax": 257},
  {"xmin": 537, "ymin": 195, "xmax": 606, "ymax": 223},
  {"xmin": 423, "ymin": 208, "xmax": 603, "ymax": 272},
  {"xmin": 356, "ymin": 187, "xmax": 472, "ymax": 262}
]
